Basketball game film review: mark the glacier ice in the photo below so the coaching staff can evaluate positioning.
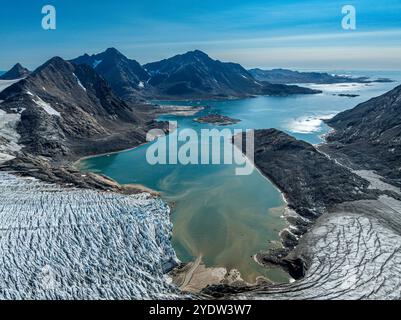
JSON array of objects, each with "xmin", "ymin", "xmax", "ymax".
[
  {"xmin": 0, "ymin": 172, "xmax": 182, "ymax": 299},
  {"xmin": 233, "ymin": 199, "xmax": 401, "ymax": 300}
]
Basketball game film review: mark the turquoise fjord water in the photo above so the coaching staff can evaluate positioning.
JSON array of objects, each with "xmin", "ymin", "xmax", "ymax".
[{"xmin": 80, "ymin": 71, "xmax": 401, "ymax": 283}]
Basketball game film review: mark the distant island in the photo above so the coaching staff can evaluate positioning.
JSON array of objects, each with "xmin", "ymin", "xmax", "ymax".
[
  {"xmin": 334, "ymin": 93, "xmax": 360, "ymax": 98},
  {"xmin": 194, "ymin": 114, "xmax": 241, "ymax": 126},
  {"xmin": 249, "ymin": 68, "xmax": 394, "ymax": 85}
]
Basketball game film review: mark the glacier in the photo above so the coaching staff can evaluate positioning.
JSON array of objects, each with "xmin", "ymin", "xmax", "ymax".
[
  {"xmin": 0, "ymin": 171, "xmax": 182, "ymax": 299},
  {"xmin": 233, "ymin": 203, "xmax": 401, "ymax": 300}
]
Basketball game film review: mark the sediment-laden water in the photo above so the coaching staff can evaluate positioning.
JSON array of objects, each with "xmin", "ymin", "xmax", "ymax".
[{"xmin": 80, "ymin": 71, "xmax": 400, "ymax": 283}]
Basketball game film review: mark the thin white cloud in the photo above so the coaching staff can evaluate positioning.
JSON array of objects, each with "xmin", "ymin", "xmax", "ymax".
[
  {"xmin": 117, "ymin": 28, "xmax": 401, "ymax": 69},
  {"xmin": 214, "ymin": 46, "xmax": 401, "ymax": 70},
  {"xmin": 123, "ymin": 29, "xmax": 401, "ymax": 48}
]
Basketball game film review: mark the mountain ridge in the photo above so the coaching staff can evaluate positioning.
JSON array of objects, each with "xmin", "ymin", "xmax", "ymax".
[
  {"xmin": 72, "ymin": 48, "xmax": 320, "ymax": 100},
  {"xmin": 0, "ymin": 63, "xmax": 31, "ymax": 80},
  {"xmin": 0, "ymin": 56, "xmax": 163, "ymax": 162},
  {"xmin": 71, "ymin": 48, "xmax": 150, "ymax": 101},
  {"xmin": 143, "ymin": 50, "xmax": 320, "ymax": 98}
]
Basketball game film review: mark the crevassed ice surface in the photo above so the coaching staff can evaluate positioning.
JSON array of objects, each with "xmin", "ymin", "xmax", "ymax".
[{"xmin": 0, "ymin": 172, "xmax": 181, "ymax": 299}]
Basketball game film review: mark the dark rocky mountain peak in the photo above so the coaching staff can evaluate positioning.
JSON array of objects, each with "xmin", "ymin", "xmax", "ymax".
[
  {"xmin": 146, "ymin": 50, "xmax": 210, "ymax": 66},
  {"xmin": 0, "ymin": 63, "xmax": 31, "ymax": 80},
  {"xmin": 71, "ymin": 48, "xmax": 150, "ymax": 101},
  {"xmin": 144, "ymin": 49, "xmax": 239, "ymax": 73},
  {"xmin": 104, "ymin": 47, "xmax": 124, "ymax": 57},
  {"xmin": 176, "ymin": 49, "xmax": 212, "ymax": 61},
  {"xmin": 34, "ymin": 56, "xmax": 75, "ymax": 77},
  {"xmin": 143, "ymin": 50, "xmax": 319, "ymax": 99}
]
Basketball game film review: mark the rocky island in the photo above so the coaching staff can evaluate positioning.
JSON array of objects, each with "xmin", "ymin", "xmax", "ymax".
[
  {"xmin": 194, "ymin": 114, "xmax": 241, "ymax": 126},
  {"xmin": 334, "ymin": 93, "xmax": 360, "ymax": 97},
  {"xmin": 152, "ymin": 105, "xmax": 206, "ymax": 117}
]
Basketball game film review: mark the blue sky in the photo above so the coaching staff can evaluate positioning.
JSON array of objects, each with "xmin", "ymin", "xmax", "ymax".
[{"xmin": 1, "ymin": 0, "xmax": 401, "ymax": 70}]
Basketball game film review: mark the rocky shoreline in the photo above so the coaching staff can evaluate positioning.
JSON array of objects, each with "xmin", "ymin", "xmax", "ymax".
[
  {"xmin": 232, "ymin": 129, "xmax": 379, "ymax": 277},
  {"xmin": 204, "ymin": 86, "xmax": 401, "ymax": 299}
]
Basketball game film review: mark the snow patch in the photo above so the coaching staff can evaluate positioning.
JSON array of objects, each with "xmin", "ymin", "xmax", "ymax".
[
  {"xmin": 73, "ymin": 73, "xmax": 87, "ymax": 92},
  {"xmin": 32, "ymin": 96, "xmax": 61, "ymax": 117},
  {"xmin": 93, "ymin": 60, "xmax": 102, "ymax": 68}
]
